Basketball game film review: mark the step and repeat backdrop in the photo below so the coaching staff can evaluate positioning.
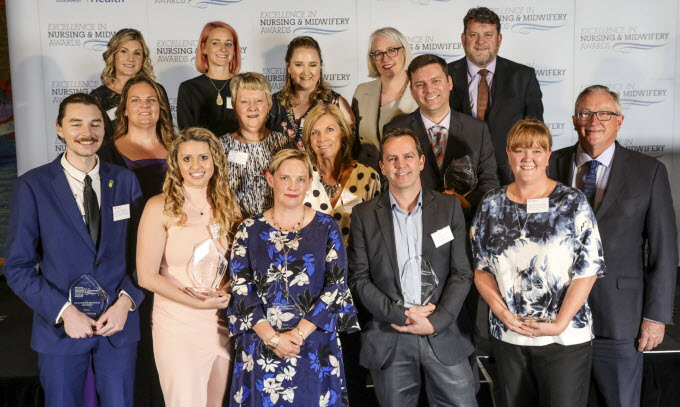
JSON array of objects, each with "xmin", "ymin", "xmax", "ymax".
[{"xmin": 6, "ymin": 0, "xmax": 680, "ymax": 208}]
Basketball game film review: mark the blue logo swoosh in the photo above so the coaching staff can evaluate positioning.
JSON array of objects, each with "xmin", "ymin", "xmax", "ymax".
[
  {"xmin": 612, "ymin": 42, "xmax": 667, "ymax": 53},
  {"xmin": 538, "ymin": 79, "xmax": 564, "ymax": 86},
  {"xmin": 511, "ymin": 23, "xmax": 565, "ymax": 34},
  {"xmin": 188, "ymin": 0, "xmax": 242, "ymax": 8},
  {"xmin": 620, "ymin": 98, "xmax": 664, "ymax": 107},
  {"xmin": 413, "ymin": 51, "xmax": 463, "ymax": 60},
  {"xmin": 83, "ymin": 40, "xmax": 108, "ymax": 52},
  {"xmin": 293, "ymin": 27, "xmax": 348, "ymax": 36}
]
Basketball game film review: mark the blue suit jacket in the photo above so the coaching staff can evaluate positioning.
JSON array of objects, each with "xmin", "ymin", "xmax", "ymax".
[{"xmin": 4, "ymin": 155, "xmax": 144, "ymax": 355}]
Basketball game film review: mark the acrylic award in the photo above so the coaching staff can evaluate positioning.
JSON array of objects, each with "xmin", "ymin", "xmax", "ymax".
[
  {"xmin": 187, "ymin": 239, "xmax": 228, "ymax": 296},
  {"xmin": 400, "ymin": 256, "xmax": 439, "ymax": 308},
  {"xmin": 68, "ymin": 274, "xmax": 109, "ymax": 319}
]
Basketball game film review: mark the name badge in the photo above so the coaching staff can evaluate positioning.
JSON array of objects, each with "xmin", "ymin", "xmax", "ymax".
[
  {"xmin": 526, "ymin": 198, "xmax": 549, "ymax": 214},
  {"xmin": 225, "ymin": 96, "xmax": 232, "ymax": 108},
  {"xmin": 299, "ymin": 118, "xmax": 305, "ymax": 130},
  {"xmin": 112, "ymin": 204, "xmax": 130, "ymax": 221},
  {"xmin": 106, "ymin": 107, "xmax": 116, "ymax": 121},
  {"xmin": 431, "ymin": 226, "xmax": 454, "ymax": 248},
  {"xmin": 228, "ymin": 150, "xmax": 249, "ymax": 165}
]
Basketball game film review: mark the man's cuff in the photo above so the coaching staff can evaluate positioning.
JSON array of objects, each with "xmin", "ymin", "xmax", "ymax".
[
  {"xmin": 643, "ymin": 318, "xmax": 664, "ymax": 324},
  {"xmin": 118, "ymin": 290, "xmax": 136, "ymax": 311},
  {"xmin": 56, "ymin": 301, "xmax": 71, "ymax": 324}
]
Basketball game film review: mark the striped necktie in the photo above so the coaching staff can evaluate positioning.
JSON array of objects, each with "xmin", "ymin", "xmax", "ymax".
[
  {"xmin": 429, "ymin": 125, "xmax": 446, "ymax": 170},
  {"xmin": 582, "ymin": 160, "xmax": 600, "ymax": 207}
]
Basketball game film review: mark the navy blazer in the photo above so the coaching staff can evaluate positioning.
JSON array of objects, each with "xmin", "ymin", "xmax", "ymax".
[
  {"xmin": 348, "ymin": 189, "xmax": 476, "ymax": 370},
  {"xmin": 549, "ymin": 142, "xmax": 677, "ymax": 339},
  {"xmin": 383, "ymin": 108, "xmax": 499, "ymax": 213},
  {"xmin": 5, "ymin": 155, "xmax": 144, "ymax": 355},
  {"xmin": 448, "ymin": 56, "xmax": 543, "ymax": 185}
]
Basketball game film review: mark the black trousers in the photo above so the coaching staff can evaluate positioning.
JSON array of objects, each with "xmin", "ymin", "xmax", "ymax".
[{"xmin": 491, "ymin": 337, "xmax": 592, "ymax": 407}]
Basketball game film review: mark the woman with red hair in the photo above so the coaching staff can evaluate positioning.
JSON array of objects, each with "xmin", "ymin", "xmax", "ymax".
[{"xmin": 177, "ymin": 22, "xmax": 241, "ymax": 136}]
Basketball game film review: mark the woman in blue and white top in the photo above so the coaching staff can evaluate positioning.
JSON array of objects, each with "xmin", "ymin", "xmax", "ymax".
[{"xmin": 470, "ymin": 119, "xmax": 605, "ymax": 407}]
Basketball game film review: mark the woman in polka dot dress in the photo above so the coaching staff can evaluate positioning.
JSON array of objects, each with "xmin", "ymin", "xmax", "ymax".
[{"xmin": 302, "ymin": 104, "xmax": 381, "ymax": 246}]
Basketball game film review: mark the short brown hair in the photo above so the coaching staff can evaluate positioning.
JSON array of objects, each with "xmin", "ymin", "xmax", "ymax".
[
  {"xmin": 380, "ymin": 128, "xmax": 423, "ymax": 161},
  {"xmin": 301, "ymin": 104, "xmax": 354, "ymax": 168},
  {"xmin": 407, "ymin": 54, "xmax": 448, "ymax": 83},
  {"xmin": 463, "ymin": 7, "xmax": 501, "ymax": 34},
  {"xmin": 506, "ymin": 119, "xmax": 552, "ymax": 152},
  {"xmin": 57, "ymin": 93, "xmax": 105, "ymax": 126}
]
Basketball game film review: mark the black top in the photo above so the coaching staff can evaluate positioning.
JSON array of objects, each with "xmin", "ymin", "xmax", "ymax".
[
  {"xmin": 98, "ymin": 139, "xmax": 167, "ymax": 203},
  {"xmin": 266, "ymin": 90, "xmax": 341, "ymax": 150},
  {"xmin": 90, "ymin": 83, "xmax": 171, "ymax": 142},
  {"xmin": 176, "ymin": 74, "xmax": 238, "ymax": 137}
]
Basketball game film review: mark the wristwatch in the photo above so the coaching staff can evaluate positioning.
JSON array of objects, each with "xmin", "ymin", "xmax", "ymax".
[
  {"xmin": 266, "ymin": 333, "xmax": 280, "ymax": 350},
  {"xmin": 297, "ymin": 328, "xmax": 306, "ymax": 344}
]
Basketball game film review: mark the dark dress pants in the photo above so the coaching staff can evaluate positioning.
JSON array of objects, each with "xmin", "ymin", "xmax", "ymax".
[
  {"xmin": 371, "ymin": 333, "xmax": 477, "ymax": 407},
  {"xmin": 588, "ymin": 337, "xmax": 643, "ymax": 407},
  {"xmin": 491, "ymin": 337, "xmax": 591, "ymax": 407},
  {"xmin": 39, "ymin": 338, "xmax": 137, "ymax": 407}
]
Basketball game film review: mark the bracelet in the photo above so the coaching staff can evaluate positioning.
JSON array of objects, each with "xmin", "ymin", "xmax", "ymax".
[
  {"xmin": 266, "ymin": 333, "xmax": 280, "ymax": 350},
  {"xmin": 296, "ymin": 328, "xmax": 306, "ymax": 344}
]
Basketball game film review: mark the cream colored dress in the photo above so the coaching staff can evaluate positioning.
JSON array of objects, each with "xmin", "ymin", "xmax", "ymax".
[{"xmin": 152, "ymin": 186, "xmax": 231, "ymax": 407}]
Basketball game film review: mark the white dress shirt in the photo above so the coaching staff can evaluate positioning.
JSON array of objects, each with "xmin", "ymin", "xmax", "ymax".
[{"xmin": 466, "ymin": 57, "xmax": 497, "ymax": 118}]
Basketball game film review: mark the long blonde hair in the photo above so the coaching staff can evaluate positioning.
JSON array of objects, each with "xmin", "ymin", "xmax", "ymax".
[
  {"xmin": 100, "ymin": 28, "xmax": 155, "ymax": 87},
  {"xmin": 163, "ymin": 127, "xmax": 241, "ymax": 242}
]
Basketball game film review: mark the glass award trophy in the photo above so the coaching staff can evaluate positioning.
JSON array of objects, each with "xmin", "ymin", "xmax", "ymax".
[
  {"xmin": 443, "ymin": 155, "xmax": 478, "ymax": 197},
  {"xmin": 187, "ymin": 239, "xmax": 228, "ymax": 296},
  {"xmin": 400, "ymin": 256, "xmax": 439, "ymax": 308},
  {"xmin": 511, "ymin": 266, "xmax": 553, "ymax": 322},
  {"xmin": 68, "ymin": 274, "xmax": 109, "ymax": 319}
]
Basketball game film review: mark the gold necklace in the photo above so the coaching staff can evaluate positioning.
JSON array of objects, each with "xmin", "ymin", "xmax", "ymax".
[
  {"xmin": 207, "ymin": 76, "xmax": 228, "ymax": 106},
  {"xmin": 238, "ymin": 130, "xmax": 267, "ymax": 143}
]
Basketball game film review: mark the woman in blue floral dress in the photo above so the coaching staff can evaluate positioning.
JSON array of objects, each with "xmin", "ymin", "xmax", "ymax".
[
  {"xmin": 470, "ymin": 120, "xmax": 605, "ymax": 407},
  {"xmin": 227, "ymin": 149, "xmax": 360, "ymax": 407}
]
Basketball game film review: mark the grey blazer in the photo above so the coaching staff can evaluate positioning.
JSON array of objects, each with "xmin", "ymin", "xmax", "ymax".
[
  {"xmin": 347, "ymin": 188, "xmax": 476, "ymax": 370},
  {"xmin": 549, "ymin": 142, "xmax": 678, "ymax": 339}
]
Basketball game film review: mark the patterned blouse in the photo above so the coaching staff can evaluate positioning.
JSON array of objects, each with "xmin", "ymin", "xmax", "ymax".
[
  {"xmin": 304, "ymin": 163, "xmax": 380, "ymax": 246},
  {"xmin": 219, "ymin": 132, "xmax": 296, "ymax": 219},
  {"xmin": 470, "ymin": 182, "xmax": 606, "ymax": 346}
]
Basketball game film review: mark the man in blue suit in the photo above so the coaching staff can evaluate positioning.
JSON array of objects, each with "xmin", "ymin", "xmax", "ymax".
[{"xmin": 5, "ymin": 93, "xmax": 144, "ymax": 406}]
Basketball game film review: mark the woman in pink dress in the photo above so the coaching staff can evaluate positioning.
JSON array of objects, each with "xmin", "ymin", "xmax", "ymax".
[{"xmin": 137, "ymin": 127, "xmax": 242, "ymax": 406}]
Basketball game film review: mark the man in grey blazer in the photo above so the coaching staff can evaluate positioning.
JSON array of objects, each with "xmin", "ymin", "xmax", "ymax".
[
  {"xmin": 448, "ymin": 7, "xmax": 543, "ymax": 185},
  {"xmin": 384, "ymin": 54, "xmax": 499, "ymax": 216},
  {"xmin": 548, "ymin": 85, "xmax": 678, "ymax": 407},
  {"xmin": 348, "ymin": 128, "xmax": 477, "ymax": 406}
]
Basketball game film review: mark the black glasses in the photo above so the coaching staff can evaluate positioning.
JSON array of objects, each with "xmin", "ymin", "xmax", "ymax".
[
  {"xmin": 576, "ymin": 111, "xmax": 620, "ymax": 122},
  {"xmin": 370, "ymin": 46, "xmax": 403, "ymax": 61}
]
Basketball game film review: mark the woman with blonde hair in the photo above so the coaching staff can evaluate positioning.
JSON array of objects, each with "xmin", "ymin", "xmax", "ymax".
[
  {"xmin": 91, "ymin": 28, "xmax": 170, "ymax": 140},
  {"xmin": 267, "ymin": 36, "xmax": 354, "ymax": 150},
  {"xmin": 352, "ymin": 27, "xmax": 417, "ymax": 170},
  {"xmin": 219, "ymin": 72, "xmax": 296, "ymax": 218},
  {"xmin": 137, "ymin": 127, "xmax": 242, "ymax": 406},
  {"xmin": 177, "ymin": 21, "xmax": 241, "ymax": 136}
]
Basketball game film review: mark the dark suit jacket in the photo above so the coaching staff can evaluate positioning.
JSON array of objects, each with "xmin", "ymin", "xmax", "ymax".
[
  {"xmin": 549, "ymin": 142, "xmax": 677, "ymax": 340},
  {"xmin": 348, "ymin": 189, "xmax": 476, "ymax": 370},
  {"xmin": 4, "ymin": 156, "xmax": 145, "ymax": 355},
  {"xmin": 383, "ymin": 108, "xmax": 499, "ymax": 212},
  {"xmin": 448, "ymin": 56, "xmax": 543, "ymax": 185}
]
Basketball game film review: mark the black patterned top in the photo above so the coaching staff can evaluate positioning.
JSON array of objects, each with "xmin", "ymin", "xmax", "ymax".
[
  {"xmin": 219, "ymin": 131, "xmax": 296, "ymax": 218},
  {"xmin": 266, "ymin": 90, "xmax": 341, "ymax": 150}
]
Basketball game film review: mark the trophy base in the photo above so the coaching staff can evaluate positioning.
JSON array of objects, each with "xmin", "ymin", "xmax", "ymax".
[{"xmin": 184, "ymin": 287, "xmax": 221, "ymax": 299}]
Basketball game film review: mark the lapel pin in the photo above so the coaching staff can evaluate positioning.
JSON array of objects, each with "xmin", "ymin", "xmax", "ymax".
[{"xmin": 108, "ymin": 180, "xmax": 114, "ymax": 188}]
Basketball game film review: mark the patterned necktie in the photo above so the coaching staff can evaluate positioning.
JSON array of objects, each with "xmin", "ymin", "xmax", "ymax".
[
  {"xmin": 83, "ymin": 175, "xmax": 100, "ymax": 246},
  {"xmin": 429, "ymin": 125, "xmax": 446, "ymax": 170},
  {"xmin": 582, "ymin": 160, "xmax": 600, "ymax": 207},
  {"xmin": 477, "ymin": 69, "xmax": 490, "ymax": 120}
]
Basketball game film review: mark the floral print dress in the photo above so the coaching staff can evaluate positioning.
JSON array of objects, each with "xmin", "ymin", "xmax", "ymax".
[
  {"xmin": 470, "ymin": 182, "xmax": 606, "ymax": 347},
  {"xmin": 227, "ymin": 212, "xmax": 360, "ymax": 407}
]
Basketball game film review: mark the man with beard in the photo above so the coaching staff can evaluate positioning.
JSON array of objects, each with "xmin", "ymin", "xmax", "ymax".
[{"xmin": 448, "ymin": 6, "xmax": 544, "ymax": 185}]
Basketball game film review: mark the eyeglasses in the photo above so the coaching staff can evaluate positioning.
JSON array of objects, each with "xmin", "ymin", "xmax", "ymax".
[
  {"xmin": 576, "ymin": 111, "xmax": 620, "ymax": 122},
  {"xmin": 370, "ymin": 46, "xmax": 403, "ymax": 61}
]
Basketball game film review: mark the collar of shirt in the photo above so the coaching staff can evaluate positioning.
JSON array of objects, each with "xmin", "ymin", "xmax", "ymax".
[
  {"xmin": 574, "ymin": 142, "xmax": 615, "ymax": 169},
  {"xmin": 466, "ymin": 57, "xmax": 497, "ymax": 82},
  {"xmin": 421, "ymin": 108, "xmax": 451, "ymax": 133},
  {"xmin": 389, "ymin": 188, "xmax": 423, "ymax": 215},
  {"xmin": 61, "ymin": 152, "xmax": 100, "ymax": 184}
]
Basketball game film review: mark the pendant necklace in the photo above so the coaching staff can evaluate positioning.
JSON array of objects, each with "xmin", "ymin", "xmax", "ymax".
[
  {"xmin": 319, "ymin": 166, "xmax": 343, "ymax": 198},
  {"xmin": 207, "ymin": 76, "xmax": 228, "ymax": 106},
  {"xmin": 184, "ymin": 191, "xmax": 209, "ymax": 216}
]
